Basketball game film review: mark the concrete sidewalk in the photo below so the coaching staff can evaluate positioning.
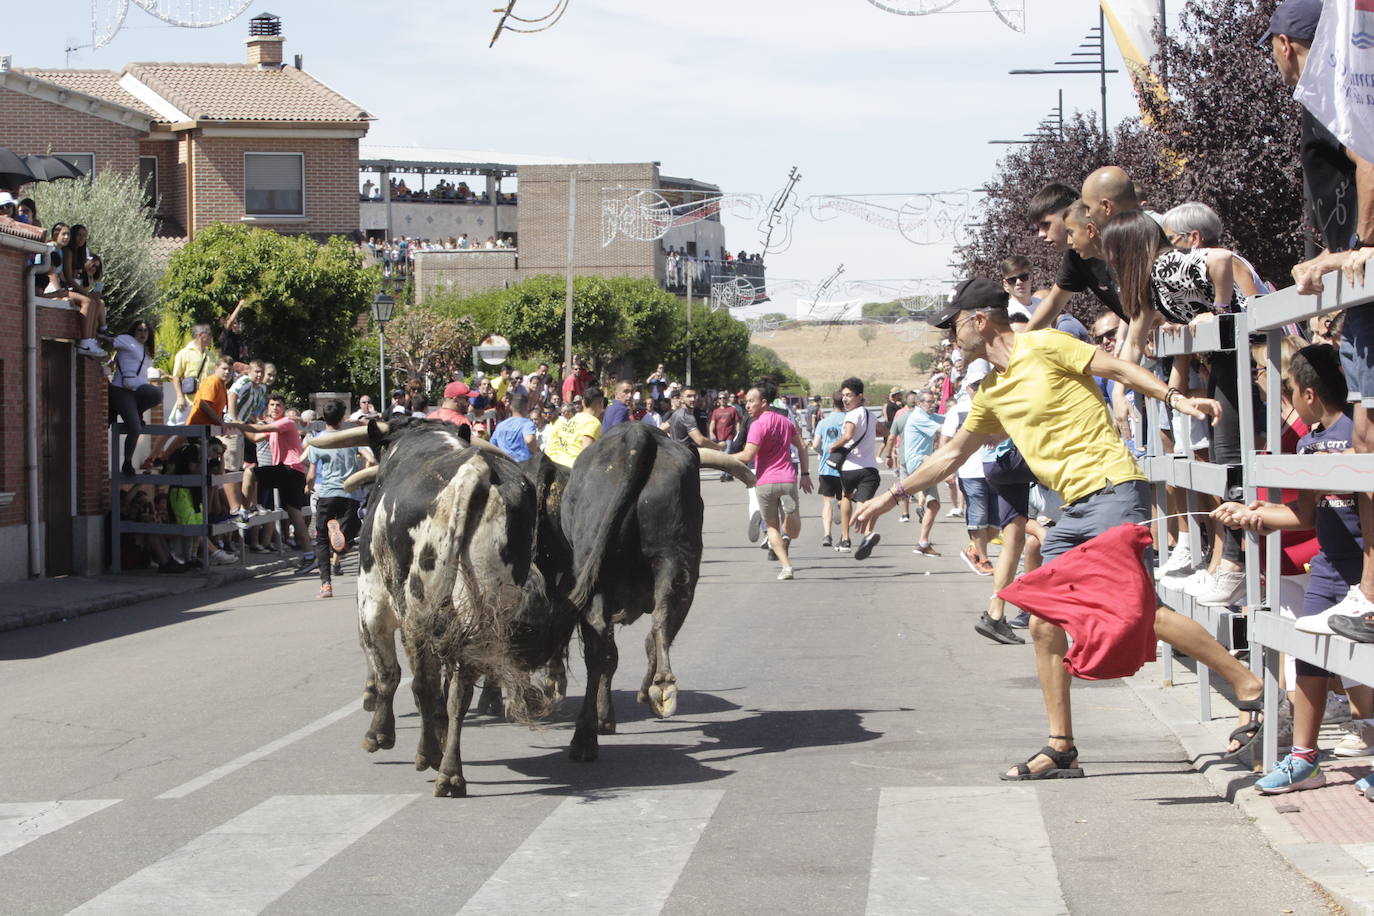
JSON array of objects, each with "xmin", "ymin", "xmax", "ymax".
[
  {"xmin": 1129, "ymin": 654, "xmax": 1374, "ymax": 915},
  {"xmin": 0, "ymin": 555, "xmax": 299, "ymax": 632}
]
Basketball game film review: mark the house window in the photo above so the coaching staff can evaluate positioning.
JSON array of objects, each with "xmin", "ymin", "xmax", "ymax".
[
  {"xmin": 52, "ymin": 153, "xmax": 94, "ymax": 177},
  {"xmin": 244, "ymin": 152, "xmax": 304, "ymax": 218},
  {"xmin": 138, "ymin": 156, "xmax": 158, "ymax": 209}
]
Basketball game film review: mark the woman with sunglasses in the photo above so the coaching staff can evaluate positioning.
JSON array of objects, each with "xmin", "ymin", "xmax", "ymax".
[{"xmin": 109, "ymin": 320, "xmax": 162, "ymax": 477}]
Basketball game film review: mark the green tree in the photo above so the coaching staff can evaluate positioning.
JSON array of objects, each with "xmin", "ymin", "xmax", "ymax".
[
  {"xmin": 384, "ymin": 303, "xmax": 480, "ymax": 397},
  {"xmin": 31, "ymin": 170, "xmax": 161, "ymax": 329},
  {"xmin": 158, "ymin": 223, "xmax": 378, "ymax": 398},
  {"xmin": 746, "ymin": 344, "xmax": 809, "ymax": 393},
  {"xmin": 909, "ymin": 351, "xmax": 934, "ymax": 371},
  {"xmin": 862, "ymin": 300, "xmax": 906, "ymax": 320},
  {"xmin": 663, "ymin": 301, "xmax": 751, "ymax": 390},
  {"xmin": 858, "ymin": 325, "xmax": 879, "ymax": 347}
]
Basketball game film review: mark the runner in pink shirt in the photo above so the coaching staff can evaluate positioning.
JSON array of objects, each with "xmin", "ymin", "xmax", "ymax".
[{"xmin": 736, "ymin": 381, "xmax": 812, "ymax": 580}]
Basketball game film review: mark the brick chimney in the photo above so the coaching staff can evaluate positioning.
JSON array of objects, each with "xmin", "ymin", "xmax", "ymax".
[{"xmin": 246, "ymin": 12, "xmax": 284, "ymax": 68}]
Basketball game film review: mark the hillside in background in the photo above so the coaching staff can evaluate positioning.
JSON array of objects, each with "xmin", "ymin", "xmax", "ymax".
[{"xmin": 750, "ymin": 321, "xmax": 943, "ymax": 394}]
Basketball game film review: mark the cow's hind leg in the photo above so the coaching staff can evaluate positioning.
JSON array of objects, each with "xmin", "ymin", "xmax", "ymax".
[
  {"xmin": 359, "ymin": 590, "xmax": 401, "ymax": 752},
  {"xmin": 435, "ymin": 671, "xmax": 476, "ymax": 798},
  {"xmin": 642, "ymin": 565, "xmax": 691, "ymax": 718},
  {"xmin": 410, "ymin": 646, "xmax": 445, "ymax": 772},
  {"xmin": 570, "ymin": 606, "xmax": 616, "ymax": 762}
]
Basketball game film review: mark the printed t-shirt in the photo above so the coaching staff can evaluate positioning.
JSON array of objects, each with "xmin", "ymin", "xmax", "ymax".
[
  {"xmin": 1299, "ymin": 414, "xmax": 1363, "ymax": 575},
  {"xmin": 814, "ymin": 412, "xmax": 845, "ymax": 478},
  {"xmin": 840, "ymin": 406, "xmax": 877, "ymax": 471},
  {"xmin": 305, "ymin": 444, "xmax": 362, "ymax": 501},
  {"xmin": 746, "ymin": 410, "xmax": 797, "ymax": 485},
  {"xmin": 963, "ymin": 329, "xmax": 1143, "ymax": 506},
  {"xmin": 1301, "ymin": 110, "xmax": 1357, "ymax": 252},
  {"xmin": 1055, "ymin": 250, "xmax": 1125, "ymax": 321},
  {"xmin": 185, "ymin": 375, "xmax": 229, "ymax": 426},
  {"xmin": 545, "ymin": 411, "xmax": 601, "ymax": 468},
  {"xmin": 492, "ymin": 416, "xmax": 537, "ymax": 462},
  {"xmin": 269, "ymin": 415, "xmax": 306, "ymax": 472},
  {"xmin": 229, "ymin": 375, "xmax": 267, "ymax": 422}
]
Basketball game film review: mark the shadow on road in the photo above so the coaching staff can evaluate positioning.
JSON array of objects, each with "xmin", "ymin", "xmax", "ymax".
[{"xmin": 469, "ymin": 688, "xmax": 886, "ymax": 796}]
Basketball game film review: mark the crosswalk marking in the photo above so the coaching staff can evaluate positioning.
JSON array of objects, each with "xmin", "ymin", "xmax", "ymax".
[
  {"xmin": 0, "ymin": 799, "xmax": 120, "ymax": 858},
  {"xmin": 457, "ymin": 789, "xmax": 724, "ymax": 915},
  {"xmin": 68, "ymin": 794, "xmax": 417, "ymax": 915},
  {"xmin": 866, "ymin": 786, "xmax": 1068, "ymax": 916}
]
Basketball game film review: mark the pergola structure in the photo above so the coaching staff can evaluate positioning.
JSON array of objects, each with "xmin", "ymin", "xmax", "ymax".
[{"xmin": 358, "ymin": 144, "xmax": 585, "ymax": 240}]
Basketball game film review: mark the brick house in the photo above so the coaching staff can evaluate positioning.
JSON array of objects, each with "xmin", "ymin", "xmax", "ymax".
[
  {"xmin": 0, "ymin": 13, "xmax": 373, "ymax": 240},
  {"xmin": 0, "ymin": 14, "xmax": 371, "ymax": 580}
]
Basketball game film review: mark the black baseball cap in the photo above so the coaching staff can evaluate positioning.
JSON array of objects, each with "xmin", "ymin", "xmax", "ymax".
[
  {"xmin": 932, "ymin": 277, "xmax": 1011, "ymax": 329},
  {"xmin": 1256, "ymin": 0, "xmax": 1321, "ymax": 48}
]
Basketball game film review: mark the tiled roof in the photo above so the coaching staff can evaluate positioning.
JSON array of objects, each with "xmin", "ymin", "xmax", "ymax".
[
  {"xmin": 12, "ymin": 68, "xmax": 160, "ymax": 119},
  {"xmin": 124, "ymin": 63, "xmax": 372, "ymax": 123}
]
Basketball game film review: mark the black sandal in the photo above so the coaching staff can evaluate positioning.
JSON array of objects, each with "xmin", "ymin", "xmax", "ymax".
[
  {"xmin": 1000, "ymin": 735, "xmax": 1084, "ymax": 781},
  {"xmin": 1225, "ymin": 697, "xmax": 1264, "ymax": 758}
]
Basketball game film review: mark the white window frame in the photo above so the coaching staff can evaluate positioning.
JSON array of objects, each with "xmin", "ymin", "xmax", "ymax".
[
  {"xmin": 243, "ymin": 151, "xmax": 305, "ymax": 219},
  {"xmin": 52, "ymin": 152, "xmax": 95, "ymax": 176}
]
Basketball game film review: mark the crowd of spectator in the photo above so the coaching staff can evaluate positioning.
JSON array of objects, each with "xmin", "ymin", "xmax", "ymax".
[
  {"xmin": 360, "ymin": 177, "xmax": 516, "ymax": 205},
  {"xmin": 663, "ymin": 246, "xmax": 766, "ymax": 295},
  {"xmin": 363, "ymin": 235, "xmax": 516, "ymax": 278}
]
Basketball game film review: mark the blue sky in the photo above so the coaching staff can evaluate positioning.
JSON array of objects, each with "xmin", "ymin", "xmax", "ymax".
[{"xmin": 34, "ymin": 0, "xmax": 1150, "ymax": 303}]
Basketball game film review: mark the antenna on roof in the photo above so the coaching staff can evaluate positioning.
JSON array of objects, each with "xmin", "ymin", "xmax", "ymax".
[{"xmin": 90, "ymin": 0, "xmax": 256, "ymax": 51}]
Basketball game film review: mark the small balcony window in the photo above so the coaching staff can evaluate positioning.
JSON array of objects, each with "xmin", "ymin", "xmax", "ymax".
[{"xmin": 245, "ymin": 152, "xmax": 304, "ymax": 218}]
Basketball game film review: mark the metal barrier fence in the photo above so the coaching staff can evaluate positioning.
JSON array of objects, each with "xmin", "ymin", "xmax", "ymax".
[
  {"xmin": 109, "ymin": 423, "xmax": 285, "ymax": 572},
  {"xmin": 1144, "ymin": 273, "xmax": 1374, "ymax": 773}
]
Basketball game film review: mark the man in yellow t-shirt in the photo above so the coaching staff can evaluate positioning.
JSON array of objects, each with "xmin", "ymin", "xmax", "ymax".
[
  {"xmin": 545, "ymin": 387, "xmax": 606, "ymax": 469},
  {"xmin": 853, "ymin": 277, "xmax": 1262, "ymax": 781}
]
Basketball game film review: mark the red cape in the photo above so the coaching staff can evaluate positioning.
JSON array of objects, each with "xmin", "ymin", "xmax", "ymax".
[{"xmin": 997, "ymin": 523, "xmax": 1158, "ymax": 680}]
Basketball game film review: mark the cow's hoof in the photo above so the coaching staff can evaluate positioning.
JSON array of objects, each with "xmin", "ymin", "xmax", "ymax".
[
  {"xmin": 415, "ymin": 751, "xmax": 441, "ymax": 772},
  {"xmin": 636, "ymin": 689, "xmax": 649, "ymax": 705},
  {"xmin": 363, "ymin": 733, "xmax": 383, "ymax": 753},
  {"xmin": 476, "ymin": 696, "xmax": 502, "ymax": 717},
  {"xmin": 434, "ymin": 775, "xmax": 467, "ymax": 798},
  {"xmin": 648, "ymin": 683, "xmax": 677, "ymax": 718},
  {"xmin": 569, "ymin": 735, "xmax": 599, "ymax": 762},
  {"xmin": 597, "ymin": 719, "xmax": 616, "ymax": 735},
  {"xmin": 378, "ymin": 733, "xmax": 395, "ymax": 750}
]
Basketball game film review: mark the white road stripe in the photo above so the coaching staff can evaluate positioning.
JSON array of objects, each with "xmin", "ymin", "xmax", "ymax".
[
  {"xmin": 0, "ymin": 799, "xmax": 120, "ymax": 858},
  {"xmin": 69, "ymin": 793, "xmax": 417, "ymax": 915},
  {"xmin": 157, "ymin": 678, "xmax": 411, "ymax": 800},
  {"xmin": 866, "ymin": 786, "xmax": 1068, "ymax": 916},
  {"xmin": 457, "ymin": 789, "xmax": 724, "ymax": 916}
]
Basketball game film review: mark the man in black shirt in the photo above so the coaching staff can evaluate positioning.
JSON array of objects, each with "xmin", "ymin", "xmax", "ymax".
[{"xmin": 1024, "ymin": 182, "xmax": 1128, "ymax": 333}]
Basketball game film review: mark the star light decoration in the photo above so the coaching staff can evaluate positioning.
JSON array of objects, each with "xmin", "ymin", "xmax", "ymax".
[{"xmin": 863, "ymin": 0, "xmax": 1024, "ymax": 32}]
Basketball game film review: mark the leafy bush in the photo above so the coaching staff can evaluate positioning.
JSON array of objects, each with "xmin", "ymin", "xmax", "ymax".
[{"xmin": 909, "ymin": 351, "xmax": 934, "ymax": 371}]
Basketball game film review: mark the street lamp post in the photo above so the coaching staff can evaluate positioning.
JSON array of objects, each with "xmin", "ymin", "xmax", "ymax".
[{"xmin": 371, "ymin": 288, "xmax": 396, "ymax": 409}]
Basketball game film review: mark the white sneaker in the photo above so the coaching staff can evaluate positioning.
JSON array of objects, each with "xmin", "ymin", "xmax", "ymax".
[
  {"xmin": 1174, "ymin": 568, "xmax": 1214, "ymax": 597},
  {"xmin": 1300, "ymin": 585, "xmax": 1374, "ymax": 635},
  {"xmin": 1197, "ymin": 570, "xmax": 1246, "ymax": 607},
  {"xmin": 1334, "ymin": 719, "xmax": 1374, "ymax": 757},
  {"xmin": 1325, "ymin": 693, "xmax": 1353, "ymax": 724},
  {"xmin": 777, "ymin": 567, "xmax": 794, "ymax": 581},
  {"xmin": 946, "ymin": 507, "xmax": 964, "ymax": 518},
  {"xmin": 210, "ymin": 548, "xmax": 237, "ymax": 565},
  {"xmin": 75, "ymin": 339, "xmax": 107, "ymax": 359},
  {"xmin": 1155, "ymin": 545, "xmax": 1193, "ymax": 580}
]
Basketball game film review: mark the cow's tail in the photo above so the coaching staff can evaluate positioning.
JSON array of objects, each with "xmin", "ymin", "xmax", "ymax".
[{"xmin": 567, "ymin": 430, "xmax": 658, "ymax": 609}]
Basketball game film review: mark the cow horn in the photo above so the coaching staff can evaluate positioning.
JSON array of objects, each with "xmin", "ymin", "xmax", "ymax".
[
  {"xmin": 308, "ymin": 426, "xmax": 372, "ymax": 450},
  {"xmin": 342, "ymin": 465, "xmax": 379, "ymax": 492},
  {"xmin": 698, "ymin": 449, "xmax": 756, "ymax": 487},
  {"xmin": 465, "ymin": 436, "xmax": 505, "ymax": 455}
]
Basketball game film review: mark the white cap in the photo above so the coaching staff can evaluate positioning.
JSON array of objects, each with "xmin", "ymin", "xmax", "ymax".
[
  {"xmin": 0, "ymin": 191, "xmax": 15, "ymax": 207},
  {"xmin": 963, "ymin": 358, "xmax": 991, "ymax": 388}
]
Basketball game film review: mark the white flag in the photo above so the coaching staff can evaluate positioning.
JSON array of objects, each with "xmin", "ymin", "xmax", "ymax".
[{"xmin": 1294, "ymin": 0, "xmax": 1374, "ymax": 164}]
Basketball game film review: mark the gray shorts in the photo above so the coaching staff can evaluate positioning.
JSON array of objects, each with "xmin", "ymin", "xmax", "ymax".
[
  {"xmin": 1041, "ymin": 479, "xmax": 1152, "ymax": 563},
  {"xmin": 756, "ymin": 482, "xmax": 799, "ymax": 525}
]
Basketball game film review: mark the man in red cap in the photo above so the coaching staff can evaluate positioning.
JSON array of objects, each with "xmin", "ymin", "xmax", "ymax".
[{"xmin": 430, "ymin": 380, "xmax": 472, "ymax": 427}]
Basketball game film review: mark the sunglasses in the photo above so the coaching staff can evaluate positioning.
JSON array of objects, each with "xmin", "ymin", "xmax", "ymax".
[
  {"xmin": 1093, "ymin": 329, "xmax": 1119, "ymax": 344},
  {"xmin": 1003, "ymin": 272, "xmax": 1031, "ymax": 284}
]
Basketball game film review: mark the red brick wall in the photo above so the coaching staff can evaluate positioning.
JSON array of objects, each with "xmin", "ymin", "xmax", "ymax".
[
  {"xmin": 0, "ymin": 246, "xmax": 110, "ymax": 529},
  {"xmin": 0, "ymin": 87, "xmax": 145, "ymax": 178},
  {"xmin": 190, "ymin": 135, "xmax": 361, "ymax": 237}
]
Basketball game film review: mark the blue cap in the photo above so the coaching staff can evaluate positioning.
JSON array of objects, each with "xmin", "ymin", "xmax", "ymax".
[{"xmin": 1257, "ymin": 0, "xmax": 1322, "ymax": 48}]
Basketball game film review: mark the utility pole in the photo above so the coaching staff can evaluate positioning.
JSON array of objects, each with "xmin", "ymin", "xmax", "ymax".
[
  {"xmin": 686, "ymin": 269, "xmax": 693, "ymax": 387},
  {"xmin": 564, "ymin": 173, "xmax": 576, "ymax": 381}
]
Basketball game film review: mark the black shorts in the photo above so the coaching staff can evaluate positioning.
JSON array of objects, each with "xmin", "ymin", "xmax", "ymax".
[
  {"xmin": 315, "ymin": 496, "xmax": 362, "ymax": 542},
  {"xmin": 255, "ymin": 465, "xmax": 307, "ymax": 510},
  {"xmin": 817, "ymin": 474, "xmax": 842, "ymax": 498},
  {"xmin": 840, "ymin": 466, "xmax": 880, "ymax": 501}
]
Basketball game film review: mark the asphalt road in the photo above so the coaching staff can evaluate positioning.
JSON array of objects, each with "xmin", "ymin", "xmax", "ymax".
[{"xmin": 0, "ymin": 477, "xmax": 1338, "ymax": 915}]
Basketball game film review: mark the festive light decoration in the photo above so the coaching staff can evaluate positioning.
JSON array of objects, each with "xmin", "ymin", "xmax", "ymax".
[
  {"xmin": 863, "ymin": 0, "xmax": 1024, "ymax": 32},
  {"xmin": 806, "ymin": 191, "xmax": 978, "ymax": 246},
  {"xmin": 601, "ymin": 188, "xmax": 765, "ymax": 247},
  {"xmin": 90, "ymin": 0, "xmax": 254, "ymax": 50},
  {"xmin": 489, "ymin": 0, "xmax": 572, "ymax": 47}
]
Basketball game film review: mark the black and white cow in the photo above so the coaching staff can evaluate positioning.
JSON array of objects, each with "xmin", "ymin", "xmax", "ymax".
[{"xmin": 325, "ymin": 419, "xmax": 578, "ymax": 797}]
